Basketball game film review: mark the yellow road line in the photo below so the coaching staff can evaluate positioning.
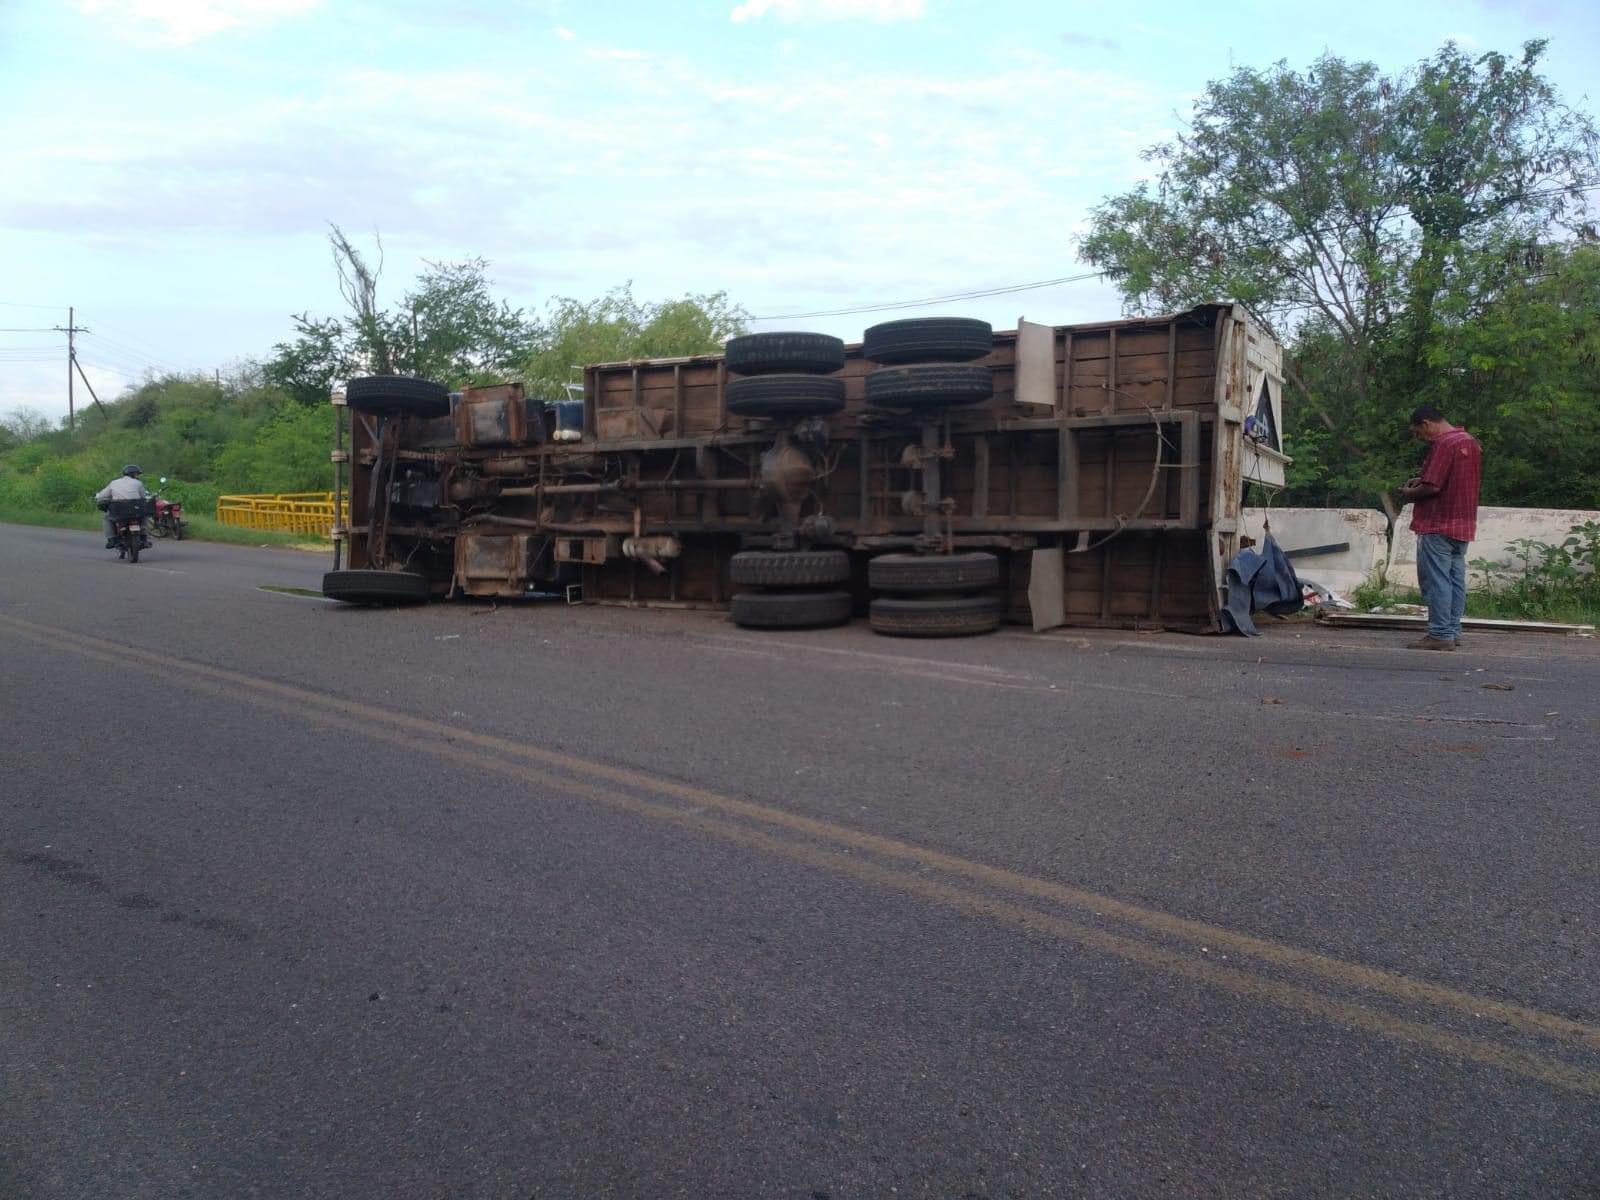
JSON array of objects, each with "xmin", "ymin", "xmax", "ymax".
[{"xmin": 5, "ymin": 612, "xmax": 1600, "ymax": 1095}]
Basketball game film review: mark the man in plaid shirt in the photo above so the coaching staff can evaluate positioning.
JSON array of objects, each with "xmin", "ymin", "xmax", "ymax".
[{"xmin": 1395, "ymin": 404, "xmax": 1482, "ymax": 650}]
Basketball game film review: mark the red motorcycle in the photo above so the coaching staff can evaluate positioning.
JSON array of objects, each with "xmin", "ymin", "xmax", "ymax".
[{"xmin": 150, "ymin": 477, "xmax": 186, "ymax": 540}]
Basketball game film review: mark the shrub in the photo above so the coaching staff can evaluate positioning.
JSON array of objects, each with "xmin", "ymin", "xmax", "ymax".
[
  {"xmin": 35, "ymin": 462, "xmax": 99, "ymax": 512},
  {"xmin": 1470, "ymin": 521, "xmax": 1600, "ymax": 622}
]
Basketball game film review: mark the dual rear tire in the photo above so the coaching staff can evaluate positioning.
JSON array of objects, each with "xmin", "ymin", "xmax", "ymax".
[
  {"xmin": 866, "ymin": 551, "xmax": 1001, "ymax": 638},
  {"xmin": 862, "ymin": 318, "xmax": 996, "ymax": 413},
  {"xmin": 724, "ymin": 332, "xmax": 847, "ymax": 421},
  {"xmin": 729, "ymin": 549, "xmax": 851, "ymax": 630}
]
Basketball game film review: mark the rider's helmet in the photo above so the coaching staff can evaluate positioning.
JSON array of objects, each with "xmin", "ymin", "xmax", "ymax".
[{"xmin": 122, "ymin": 464, "xmax": 143, "ymax": 477}]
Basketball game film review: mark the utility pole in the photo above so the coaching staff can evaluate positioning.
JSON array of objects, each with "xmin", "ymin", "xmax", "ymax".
[
  {"xmin": 53, "ymin": 308, "xmax": 89, "ymax": 433},
  {"xmin": 51, "ymin": 308, "xmax": 108, "ymax": 430}
]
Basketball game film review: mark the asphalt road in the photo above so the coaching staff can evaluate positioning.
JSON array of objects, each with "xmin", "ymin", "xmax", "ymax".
[{"xmin": 2, "ymin": 522, "xmax": 1598, "ymax": 1199}]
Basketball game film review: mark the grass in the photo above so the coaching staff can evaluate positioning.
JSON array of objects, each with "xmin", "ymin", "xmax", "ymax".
[
  {"xmin": 1359, "ymin": 584, "xmax": 1599, "ymax": 627},
  {"xmin": 0, "ymin": 508, "xmax": 328, "ymax": 552}
]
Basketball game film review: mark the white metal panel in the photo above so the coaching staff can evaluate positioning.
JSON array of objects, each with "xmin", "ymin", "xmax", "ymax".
[
  {"xmin": 1014, "ymin": 319, "xmax": 1058, "ymax": 407},
  {"xmin": 1027, "ymin": 547, "xmax": 1066, "ymax": 631}
]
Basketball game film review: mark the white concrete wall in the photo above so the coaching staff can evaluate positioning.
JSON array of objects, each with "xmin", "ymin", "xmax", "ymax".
[
  {"xmin": 1388, "ymin": 506, "xmax": 1599, "ymax": 591},
  {"xmin": 1239, "ymin": 507, "xmax": 1389, "ymax": 597},
  {"xmin": 1240, "ymin": 505, "xmax": 1599, "ymax": 594}
]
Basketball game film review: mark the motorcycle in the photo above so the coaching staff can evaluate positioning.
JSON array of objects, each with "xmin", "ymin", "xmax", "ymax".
[
  {"xmin": 103, "ymin": 498, "xmax": 151, "ymax": 563},
  {"xmin": 150, "ymin": 477, "xmax": 186, "ymax": 540}
]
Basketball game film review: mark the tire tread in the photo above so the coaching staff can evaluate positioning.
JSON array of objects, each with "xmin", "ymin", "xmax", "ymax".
[
  {"xmin": 869, "ymin": 594, "xmax": 1001, "ymax": 637},
  {"xmin": 730, "ymin": 550, "xmax": 851, "ymax": 588},
  {"xmin": 731, "ymin": 589, "xmax": 852, "ymax": 629}
]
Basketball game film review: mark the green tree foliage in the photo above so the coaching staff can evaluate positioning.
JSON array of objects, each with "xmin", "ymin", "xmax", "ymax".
[
  {"xmin": 0, "ymin": 371, "xmax": 296, "ymax": 514},
  {"xmin": 522, "ymin": 284, "xmax": 749, "ymax": 401},
  {"xmin": 4, "ymin": 264, "xmax": 749, "ymax": 518},
  {"xmin": 1080, "ymin": 40, "xmax": 1599, "ymax": 509},
  {"xmin": 34, "ymin": 461, "xmax": 101, "ymax": 512},
  {"xmin": 0, "ymin": 407, "xmax": 55, "ymax": 447},
  {"xmin": 263, "ymin": 228, "xmax": 540, "ymax": 400},
  {"xmin": 405, "ymin": 258, "xmax": 540, "ymax": 385},
  {"xmin": 263, "ymin": 314, "xmax": 353, "ymax": 407},
  {"xmin": 211, "ymin": 402, "xmax": 334, "ymax": 494},
  {"xmin": 1424, "ymin": 241, "xmax": 1600, "ymax": 507}
]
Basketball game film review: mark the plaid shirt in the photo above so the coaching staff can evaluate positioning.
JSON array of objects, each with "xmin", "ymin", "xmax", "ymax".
[{"xmin": 1410, "ymin": 428, "xmax": 1482, "ymax": 542}]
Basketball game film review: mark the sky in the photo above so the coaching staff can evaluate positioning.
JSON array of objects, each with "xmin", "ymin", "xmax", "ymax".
[{"xmin": 2, "ymin": 0, "xmax": 1597, "ymax": 422}]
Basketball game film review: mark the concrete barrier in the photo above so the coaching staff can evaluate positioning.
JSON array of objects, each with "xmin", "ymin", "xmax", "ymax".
[
  {"xmin": 1388, "ymin": 506, "xmax": 1599, "ymax": 591},
  {"xmin": 1240, "ymin": 507, "xmax": 1388, "ymax": 597}
]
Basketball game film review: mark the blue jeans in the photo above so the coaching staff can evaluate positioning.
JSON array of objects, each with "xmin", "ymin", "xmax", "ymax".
[{"xmin": 1416, "ymin": 533, "xmax": 1468, "ymax": 641}]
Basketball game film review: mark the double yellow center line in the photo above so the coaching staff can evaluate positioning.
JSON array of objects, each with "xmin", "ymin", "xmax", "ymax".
[{"xmin": 5, "ymin": 612, "xmax": 1598, "ymax": 1096}]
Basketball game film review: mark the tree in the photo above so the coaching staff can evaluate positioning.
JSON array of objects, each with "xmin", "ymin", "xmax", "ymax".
[
  {"xmin": 402, "ymin": 258, "xmax": 539, "ymax": 385},
  {"xmin": 263, "ymin": 314, "xmax": 355, "ymax": 407},
  {"xmin": 1080, "ymin": 40, "xmax": 1598, "ymax": 509},
  {"xmin": 329, "ymin": 225, "xmax": 398, "ymax": 375},
  {"xmin": 522, "ymin": 284, "xmax": 749, "ymax": 401},
  {"xmin": 262, "ymin": 228, "xmax": 538, "ymax": 397},
  {"xmin": 1424, "ymin": 240, "xmax": 1600, "ymax": 508},
  {"xmin": 1, "ymin": 407, "xmax": 54, "ymax": 445}
]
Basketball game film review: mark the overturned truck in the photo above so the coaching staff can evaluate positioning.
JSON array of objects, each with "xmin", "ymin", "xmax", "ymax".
[{"xmin": 325, "ymin": 303, "xmax": 1288, "ymax": 634}]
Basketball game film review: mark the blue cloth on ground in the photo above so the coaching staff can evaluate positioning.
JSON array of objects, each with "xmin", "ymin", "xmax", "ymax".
[{"xmin": 1220, "ymin": 534, "xmax": 1304, "ymax": 636}]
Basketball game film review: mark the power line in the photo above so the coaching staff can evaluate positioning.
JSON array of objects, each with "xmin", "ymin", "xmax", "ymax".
[
  {"xmin": 78, "ymin": 330, "xmax": 183, "ymax": 374},
  {"xmin": 71, "ymin": 359, "xmax": 140, "ymax": 382},
  {"xmin": 78, "ymin": 334, "xmax": 174, "ymax": 376},
  {"xmin": 77, "ymin": 315, "xmax": 196, "ymax": 374},
  {"xmin": 752, "ymin": 181, "xmax": 1600, "ymax": 323},
  {"xmin": 752, "ymin": 272, "xmax": 1107, "ymax": 321}
]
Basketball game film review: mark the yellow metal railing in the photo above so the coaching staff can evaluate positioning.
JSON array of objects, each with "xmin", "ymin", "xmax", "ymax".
[{"xmin": 216, "ymin": 492, "xmax": 335, "ymax": 536}]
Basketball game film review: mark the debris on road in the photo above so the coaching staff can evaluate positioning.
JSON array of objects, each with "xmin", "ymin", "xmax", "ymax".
[{"xmin": 1318, "ymin": 611, "xmax": 1596, "ymax": 637}]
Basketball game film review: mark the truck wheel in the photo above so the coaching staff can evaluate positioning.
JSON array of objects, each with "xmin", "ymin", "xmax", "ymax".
[
  {"xmin": 869, "ymin": 551, "xmax": 999, "ymax": 594},
  {"xmin": 727, "ymin": 375, "xmax": 847, "ymax": 418},
  {"xmin": 863, "ymin": 318, "xmax": 993, "ymax": 365},
  {"xmin": 730, "ymin": 549, "xmax": 851, "ymax": 588},
  {"xmin": 864, "ymin": 364, "xmax": 993, "ymax": 410},
  {"xmin": 731, "ymin": 589, "xmax": 852, "ymax": 629},
  {"xmin": 322, "ymin": 569, "xmax": 432, "ymax": 605},
  {"xmin": 725, "ymin": 332, "xmax": 846, "ymax": 376},
  {"xmin": 345, "ymin": 375, "xmax": 450, "ymax": 418},
  {"xmin": 869, "ymin": 594, "xmax": 1001, "ymax": 638}
]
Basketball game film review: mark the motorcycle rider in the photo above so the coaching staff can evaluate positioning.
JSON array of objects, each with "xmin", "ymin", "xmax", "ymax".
[{"xmin": 95, "ymin": 464, "xmax": 153, "ymax": 549}]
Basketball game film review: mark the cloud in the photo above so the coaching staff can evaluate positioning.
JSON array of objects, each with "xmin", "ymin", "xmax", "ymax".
[
  {"xmin": 1060, "ymin": 31, "xmax": 1120, "ymax": 52},
  {"xmin": 555, "ymin": 25, "xmax": 575, "ymax": 40},
  {"xmin": 730, "ymin": 0, "xmax": 924, "ymax": 24},
  {"xmin": 1468, "ymin": 0, "xmax": 1571, "ymax": 17},
  {"xmin": 75, "ymin": 0, "xmax": 322, "ymax": 44},
  {"xmin": 1, "ymin": 36, "xmax": 1161, "ymax": 373}
]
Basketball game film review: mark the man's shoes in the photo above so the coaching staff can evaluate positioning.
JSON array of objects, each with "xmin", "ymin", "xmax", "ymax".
[
  {"xmin": 1407, "ymin": 636, "xmax": 1458, "ymax": 651},
  {"xmin": 105, "ymin": 538, "xmax": 118, "ymax": 549}
]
